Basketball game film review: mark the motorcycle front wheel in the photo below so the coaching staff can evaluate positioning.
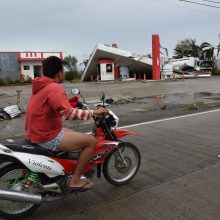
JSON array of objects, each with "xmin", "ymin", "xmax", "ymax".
[
  {"xmin": 0, "ymin": 163, "xmax": 42, "ymax": 220},
  {"xmin": 103, "ymin": 142, "xmax": 141, "ymax": 185}
]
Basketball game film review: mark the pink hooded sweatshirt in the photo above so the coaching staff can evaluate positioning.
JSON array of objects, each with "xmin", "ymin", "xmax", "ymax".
[{"xmin": 25, "ymin": 77, "xmax": 93, "ymax": 143}]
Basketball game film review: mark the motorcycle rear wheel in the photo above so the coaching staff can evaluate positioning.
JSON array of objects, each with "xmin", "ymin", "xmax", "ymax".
[
  {"xmin": 0, "ymin": 163, "xmax": 41, "ymax": 220},
  {"xmin": 103, "ymin": 142, "xmax": 141, "ymax": 186}
]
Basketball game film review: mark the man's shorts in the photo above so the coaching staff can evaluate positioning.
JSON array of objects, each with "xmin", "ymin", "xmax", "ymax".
[{"xmin": 37, "ymin": 130, "xmax": 64, "ymax": 151}]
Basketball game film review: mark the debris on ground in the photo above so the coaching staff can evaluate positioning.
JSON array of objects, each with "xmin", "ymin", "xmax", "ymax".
[
  {"xmin": 0, "ymin": 105, "xmax": 21, "ymax": 120},
  {"xmin": 112, "ymin": 97, "xmax": 136, "ymax": 105},
  {"xmin": 105, "ymin": 98, "xmax": 114, "ymax": 104},
  {"xmin": 186, "ymin": 102, "xmax": 200, "ymax": 111},
  {"xmin": 154, "ymin": 96, "xmax": 167, "ymax": 110}
]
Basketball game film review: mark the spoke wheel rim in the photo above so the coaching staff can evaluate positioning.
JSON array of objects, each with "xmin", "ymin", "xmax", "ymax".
[
  {"xmin": 0, "ymin": 168, "xmax": 36, "ymax": 215},
  {"xmin": 107, "ymin": 145, "xmax": 139, "ymax": 182}
]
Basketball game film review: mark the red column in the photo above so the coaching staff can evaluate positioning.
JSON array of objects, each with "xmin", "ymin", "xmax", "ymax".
[
  {"xmin": 152, "ymin": 35, "xmax": 160, "ymax": 80},
  {"xmin": 60, "ymin": 52, "xmax": 63, "ymax": 59},
  {"xmin": 18, "ymin": 52, "xmax": 22, "ymax": 81}
]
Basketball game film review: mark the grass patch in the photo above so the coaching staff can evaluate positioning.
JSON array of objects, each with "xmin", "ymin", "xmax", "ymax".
[{"xmin": 186, "ymin": 102, "xmax": 203, "ymax": 111}]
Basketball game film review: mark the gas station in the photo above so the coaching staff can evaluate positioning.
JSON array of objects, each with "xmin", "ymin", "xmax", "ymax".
[{"xmin": 82, "ymin": 35, "xmax": 161, "ymax": 82}]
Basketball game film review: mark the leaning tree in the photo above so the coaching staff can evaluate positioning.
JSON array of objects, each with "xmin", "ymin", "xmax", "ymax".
[{"xmin": 63, "ymin": 55, "xmax": 78, "ymax": 72}]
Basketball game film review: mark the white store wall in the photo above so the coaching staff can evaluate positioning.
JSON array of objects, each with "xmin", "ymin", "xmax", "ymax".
[
  {"xmin": 19, "ymin": 52, "xmax": 62, "ymax": 79},
  {"xmin": 100, "ymin": 63, "xmax": 114, "ymax": 81},
  {"xmin": 21, "ymin": 61, "xmax": 42, "ymax": 79}
]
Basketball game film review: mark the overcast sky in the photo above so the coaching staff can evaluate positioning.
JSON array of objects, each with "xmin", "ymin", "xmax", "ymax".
[{"xmin": 0, "ymin": 0, "xmax": 219, "ymax": 62}]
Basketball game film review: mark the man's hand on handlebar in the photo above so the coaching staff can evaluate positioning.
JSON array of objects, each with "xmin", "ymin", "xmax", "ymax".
[{"xmin": 93, "ymin": 107, "xmax": 108, "ymax": 116}]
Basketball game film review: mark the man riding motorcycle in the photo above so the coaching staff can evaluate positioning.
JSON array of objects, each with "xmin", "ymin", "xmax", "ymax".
[{"xmin": 25, "ymin": 56, "xmax": 107, "ymax": 191}]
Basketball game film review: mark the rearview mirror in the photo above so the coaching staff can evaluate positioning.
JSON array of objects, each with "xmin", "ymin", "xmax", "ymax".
[{"xmin": 71, "ymin": 88, "xmax": 80, "ymax": 95}]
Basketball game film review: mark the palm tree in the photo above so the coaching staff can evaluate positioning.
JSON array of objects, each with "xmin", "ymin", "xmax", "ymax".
[
  {"xmin": 200, "ymin": 42, "xmax": 220, "ymax": 60},
  {"xmin": 173, "ymin": 38, "xmax": 200, "ymax": 59},
  {"xmin": 217, "ymin": 43, "xmax": 220, "ymax": 58},
  {"xmin": 63, "ymin": 55, "xmax": 78, "ymax": 72},
  {"xmin": 80, "ymin": 59, "xmax": 89, "ymax": 69}
]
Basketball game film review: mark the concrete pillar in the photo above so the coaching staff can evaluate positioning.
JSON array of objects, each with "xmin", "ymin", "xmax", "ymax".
[{"xmin": 152, "ymin": 35, "xmax": 160, "ymax": 80}]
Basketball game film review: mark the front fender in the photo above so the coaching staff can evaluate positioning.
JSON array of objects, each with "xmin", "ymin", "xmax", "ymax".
[{"xmin": 113, "ymin": 129, "xmax": 139, "ymax": 138}]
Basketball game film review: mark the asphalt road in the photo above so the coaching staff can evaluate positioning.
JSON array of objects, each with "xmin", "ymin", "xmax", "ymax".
[
  {"xmin": 13, "ymin": 108, "xmax": 220, "ymax": 220},
  {"xmin": 2, "ymin": 77, "xmax": 220, "ymax": 139}
]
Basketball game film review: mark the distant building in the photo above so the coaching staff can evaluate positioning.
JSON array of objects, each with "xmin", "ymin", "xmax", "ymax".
[
  {"xmin": 0, "ymin": 52, "xmax": 62, "ymax": 81},
  {"xmin": 82, "ymin": 43, "xmax": 153, "ymax": 81},
  {"xmin": 82, "ymin": 36, "xmax": 162, "ymax": 81}
]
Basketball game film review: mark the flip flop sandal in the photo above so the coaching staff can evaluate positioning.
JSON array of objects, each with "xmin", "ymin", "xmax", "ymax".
[{"xmin": 68, "ymin": 180, "xmax": 93, "ymax": 192}]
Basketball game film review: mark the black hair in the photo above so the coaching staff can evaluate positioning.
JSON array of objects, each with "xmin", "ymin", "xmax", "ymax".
[{"xmin": 43, "ymin": 56, "xmax": 63, "ymax": 78}]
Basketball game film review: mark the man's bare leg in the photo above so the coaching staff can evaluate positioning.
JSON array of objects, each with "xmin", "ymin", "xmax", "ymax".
[{"xmin": 58, "ymin": 128, "xmax": 96, "ymax": 188}]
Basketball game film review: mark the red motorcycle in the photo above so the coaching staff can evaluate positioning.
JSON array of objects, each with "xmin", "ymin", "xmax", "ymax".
[{"xmin": 0, "ymin": 89, "xmax": 141, "ymax": 219}]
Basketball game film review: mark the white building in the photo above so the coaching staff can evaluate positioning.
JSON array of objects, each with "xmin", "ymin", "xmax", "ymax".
[
  {"xmin": 0, "ymin": 51, "xmax": 62, "ymax": 81},
  {"xmin": 18, "ymin": 52, "xmax": 63, "ymax": 79}
]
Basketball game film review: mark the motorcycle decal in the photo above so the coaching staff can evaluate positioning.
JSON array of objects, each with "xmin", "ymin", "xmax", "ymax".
[
  {"xmin": 90, "ymin": 141, "xmax": 119, "ymax": 163},
  {"xmin": 95, "ymin": 140, "xmax": 119, "ymax": 149},
  {"xmin": 28, "ymin": 159, "xmax": 52, "ymax": 171},
  {"xmin": 92, "ymin": 147, "xmax": 114, "ymax": 161},
  {"xmin": 0, "ymin": 144, "xmax": 65, "ymax": 177}
]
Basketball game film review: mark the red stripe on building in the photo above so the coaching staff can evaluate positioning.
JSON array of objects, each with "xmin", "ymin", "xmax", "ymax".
[
  {"xmin": 17, "ymin": 52, "xmax": 22, "ymax": 81},
  {"xmin": 18, "ymin": 58, "xmax": 45, "ymax": 61},
  {"xmin": 97, "ymin": 59, "xmax": 114, "ymax": 64}
]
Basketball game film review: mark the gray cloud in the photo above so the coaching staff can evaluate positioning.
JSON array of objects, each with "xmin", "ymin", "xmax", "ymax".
[{"xmin": 0, "ymin": 0, "xmax": 219, "ymax": 60}]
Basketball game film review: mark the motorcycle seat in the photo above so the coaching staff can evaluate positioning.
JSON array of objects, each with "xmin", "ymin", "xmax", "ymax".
[{"xmin": 0, "ymin": 137, "xmax": 69, "ymax": 158}]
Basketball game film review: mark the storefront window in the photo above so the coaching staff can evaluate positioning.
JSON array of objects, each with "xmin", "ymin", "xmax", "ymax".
[
  {"xmin": 24, "ymin": 65, "xmax": 30, "ymax": 70},
  {"xmin": 106, "ymin": 64, "xmax": 112, "ymax": 73}
]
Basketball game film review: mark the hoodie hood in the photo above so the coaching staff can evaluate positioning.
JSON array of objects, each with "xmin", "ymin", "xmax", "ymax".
[{"xmin": 32, "ymin": 77, "xmax": 56, "ymax": 94}]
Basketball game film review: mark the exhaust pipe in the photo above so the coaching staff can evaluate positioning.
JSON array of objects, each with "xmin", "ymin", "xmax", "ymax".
[{"xmin": 0, "ymin": 189, "xmax": 42, "ymax": 204}]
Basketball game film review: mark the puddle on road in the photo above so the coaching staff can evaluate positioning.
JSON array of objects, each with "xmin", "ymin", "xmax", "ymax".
[
  {"xmin": 129, "ymin": 92, "xmax": 220, "ymax": 106},
  {"xmin": 108, "ymin": 91, "xmax": 220, "ymax": 117},
  {"xmin": 194, "ymin": 92, "xmax": 213, "ymax": 97}
]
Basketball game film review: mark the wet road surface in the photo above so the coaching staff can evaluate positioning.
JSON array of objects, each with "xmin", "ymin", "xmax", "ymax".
[
  {"xmin": 9, "ymin": 109, "xmax": 220, "ymax": 220},
  {"xmin": 1, "ymin": 78, "xmax": 220, "ymax": 219},
  {"xmin": 2, "ymin": 77, "xmax": 220, "ymax": 138}
]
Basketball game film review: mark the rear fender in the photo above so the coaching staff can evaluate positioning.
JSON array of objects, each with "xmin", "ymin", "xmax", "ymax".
[
  {"xmin": 113, "ymin": 129, "xmax": 139, "ymax": 138},
  {"xmin": 0, "ymin": 144, "xmax": 64, "ymax": 177}
]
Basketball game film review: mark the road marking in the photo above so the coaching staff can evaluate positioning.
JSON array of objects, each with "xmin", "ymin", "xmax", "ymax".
[{"xmin": 119, "ymin": 109, "xmax": 220, "ymax": 129}]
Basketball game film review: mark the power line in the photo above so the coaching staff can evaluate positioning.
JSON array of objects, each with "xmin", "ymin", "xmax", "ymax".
[
  {"xmin": 201, "ymin": 0, "xmax": 220, "ymax": 4},
  {"xmin": 179, "ymin": 0, "xmax": 220, "ymax": 8},
  {"xmin": 154, "ymin": 0, "xmax": 220, "ymax": 17}
]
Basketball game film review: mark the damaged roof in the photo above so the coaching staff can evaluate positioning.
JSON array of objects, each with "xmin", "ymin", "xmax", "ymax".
[{"xmin": 82, "ymin": 43, "xmax": 152, "ymax": 81}]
